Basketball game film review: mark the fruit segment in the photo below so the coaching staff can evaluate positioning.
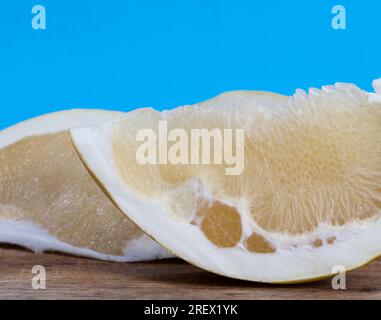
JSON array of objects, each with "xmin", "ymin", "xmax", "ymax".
[
  {"xmin": 0, "ymin": 110, "xmax": 171, "ymax": 261},
  {"xmin": 71, "ymin": 81, "xmax": 381, "ymax": 282}
]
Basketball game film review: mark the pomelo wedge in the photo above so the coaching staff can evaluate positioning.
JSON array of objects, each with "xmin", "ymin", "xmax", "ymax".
[
  {"xmin": 71, "ymin": 81, "xmax": 381, "ymax": 282},
  {"xmin": 0, "ymin": 110, "xmax": 171, "ymax": 261}
]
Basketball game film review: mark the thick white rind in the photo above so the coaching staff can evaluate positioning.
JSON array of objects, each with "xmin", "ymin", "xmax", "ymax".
[
  {"xmin": 0, "ymin": 219, "xmax": 170, "ymax": 262},
  {"xmin": 71, "ymin": 120, "xmax": 381, "ymax": 283},
  {"xmin": 0, "ymin": 109, "xmax": 173, "ymax": 262},
  {"xmin": 0, "ymin": 109, "xmax": 123, "ymax": 148}
]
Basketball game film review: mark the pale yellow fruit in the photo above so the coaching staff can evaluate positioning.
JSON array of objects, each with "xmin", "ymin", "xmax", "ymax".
[
  {"xmin": 71, "ymin": 80, "xmax": 381, "ymax": 282},
  {"xmin": 0, "ymin": 110, "xmax": 171, "ymax": 261}
]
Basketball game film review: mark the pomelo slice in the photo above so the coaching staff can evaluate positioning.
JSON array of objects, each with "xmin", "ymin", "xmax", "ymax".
[
  {"xmin": 0, "ymin": 110, "xmax": 171, "ymax": 261},
  {"xmin": 71, "ymin": 81, "xmax": 381, "ymax": 282}
]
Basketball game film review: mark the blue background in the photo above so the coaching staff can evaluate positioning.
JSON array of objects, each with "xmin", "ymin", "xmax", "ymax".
[{"xmin": 1, "ymin": 0, "xmax": 380, "ymax": 129}]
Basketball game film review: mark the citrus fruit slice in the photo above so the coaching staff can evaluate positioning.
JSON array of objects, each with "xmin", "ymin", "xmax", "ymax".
[
  {"xmin": 71, "ymin": 81, "xmax": 381, "ymax": 282},
  {"xmin": 0, "ymin": 110, "xmax": 171, "ymax": 261}
]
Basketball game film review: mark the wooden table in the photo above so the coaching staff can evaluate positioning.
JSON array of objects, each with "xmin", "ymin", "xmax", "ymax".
[{"xmin": 0, "ymin": 245, "xmax": 380, "ymax": 299}]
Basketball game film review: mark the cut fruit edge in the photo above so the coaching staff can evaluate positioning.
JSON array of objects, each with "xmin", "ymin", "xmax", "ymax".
[
  {"xmin": 71, "ymin": 83, "xmax": 381, "ymax": 282},
  {"xmin": 0, "ymin": 109, "xmax": 172, "ymax": 262}
]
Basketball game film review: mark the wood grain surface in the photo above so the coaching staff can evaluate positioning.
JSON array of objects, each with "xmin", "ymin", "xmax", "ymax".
[{"xmin": 0, "ymin": 245, "xmax": 380, "ymax": 300}]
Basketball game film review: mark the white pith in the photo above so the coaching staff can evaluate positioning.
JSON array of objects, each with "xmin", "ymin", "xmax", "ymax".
[
  {"xmin": 71, "ymin": 80, "xmax": 381, "ymax": 282},
  {"xmin": 0, "ymin": 109, "xmax": 122, "ymax": 148},
  {"xmin": 0, "ymin": 219, "xmax": 167, "ymax": 262},
  {"xmin": 0, "ymin": 109, "xmax": 172, "ymax": 262}
]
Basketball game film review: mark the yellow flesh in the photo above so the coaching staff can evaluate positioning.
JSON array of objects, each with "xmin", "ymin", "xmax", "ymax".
[
  {"xmin": 112, "ymin": 88, "xmax": 381, "ymax": 254},
  {"xmin": 0, "ymin": 132, "xmax": 143, "ymax": 256}
]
